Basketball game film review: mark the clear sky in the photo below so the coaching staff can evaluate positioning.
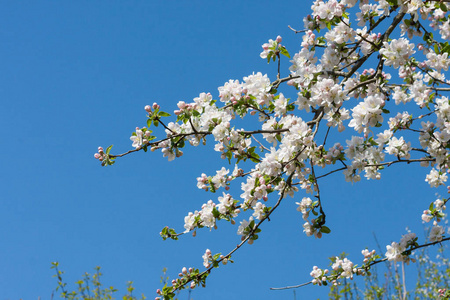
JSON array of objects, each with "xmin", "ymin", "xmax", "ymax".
[{"xmin": 0, "ymin": 1, "xmax": 445, "ymax": 299}]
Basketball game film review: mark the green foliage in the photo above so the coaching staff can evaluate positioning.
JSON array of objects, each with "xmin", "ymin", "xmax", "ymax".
[{"xmin": 51, "ymin": 262, "xmax": 146, "ymax": 300}]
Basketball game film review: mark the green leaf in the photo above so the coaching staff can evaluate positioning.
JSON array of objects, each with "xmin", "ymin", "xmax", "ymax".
[
  {"xmin": 320, "ymin": 226, "xmax": 331, "ymax": 234},
  {"xmin": 212, "ymin": 208, "xmax": 220, "ymax": 218},
  {"xmin": 159, "ymin": 111, "xmax": 171, "ymax": 117},
  {"xmin": 249, "ymin": 220, "xmax": 255, "ymax": 228},
  {"xmin": 440, "ymin": 2, "xmax": 448, "ymax": 12},
  {"xmin": 105, "ymin": 145, "xmax": 113, "ymax": 155},
  {"xmin": 147, "ymin": 119, "xmax": 152, "ymax": 128},
  {"xmin": 280, "ymin": 46, "xmax": 290, "ymax": 58},
  {"xmin": 441, "ymin": 42, "xmax": 450, "ymax": 54}
]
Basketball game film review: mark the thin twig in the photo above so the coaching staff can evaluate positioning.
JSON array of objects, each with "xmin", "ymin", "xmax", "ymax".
[{"xmin": 270, "ymin": 237, "xmax": 450, "ymax": 290}]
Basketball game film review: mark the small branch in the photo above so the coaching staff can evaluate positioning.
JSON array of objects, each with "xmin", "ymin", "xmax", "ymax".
[
  {"xmin": 169, "ymin": 174, "xmax": 295, "ymax": 294},
  {"xmin": 310, "ymin": 163, "xmax": 326, "ymax": 227},
  {"xmin": 315, "ymin": 157, "xmax": 434, "ymax": 180},
  {"xmin": 288, "ymin": 25, "xmax": 308, "ymax": 34},
  {"xmin": 155, "ymin": 117, "xmax": 175, "ymax": 134},
  {"xmin": 110, "ymin": 131, "xmax": 211, "ymax": 158},
  {"xmin": 385, "ymin": 83, "xmax": 450, "ymax": 91},
  {"xmin": 347, "ymin": 78, "xmax": 378, "ymax": 94},
  {"xmin": 315, "ymin": 167, "xmax": 347, "ymax": 180},
  {"xmin": 271, "ymin": 74, "xmax": 300, "ymax": 90},
  {"xmin": 364, "ymin": 157, "xmax": 435, "ymax": 168},
  {"xmin": 270, "ymin": 236, "xmax": 450, "ymax": 291},
  {"xmin": 251, "ymin": 135, "xmax": 270, "ymax": 152},
  {"xmin": 238, "ymin": 128, "xmax": 289, "ymax": 135},
  {"xmin": 323, "ymin": 127, "xmax": 331, "ymax": 147},
  {"xmin": 270, "ymin": 281, "xmax": 312, "ymax": 290}
]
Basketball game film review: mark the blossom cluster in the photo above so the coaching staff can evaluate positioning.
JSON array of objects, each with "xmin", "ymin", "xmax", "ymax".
[
  {"xmin": 385, "ymin": 232, "xmax": 418, "ymax": 263},
  {"xmin": 94, "ymin": 0, "xmax": 450, "ymax": 297}
]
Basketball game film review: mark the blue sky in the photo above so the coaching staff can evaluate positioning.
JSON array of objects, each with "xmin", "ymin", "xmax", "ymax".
[{"xmin": 0, "ymin": 1, "xmax": 445, "ymax": 299}]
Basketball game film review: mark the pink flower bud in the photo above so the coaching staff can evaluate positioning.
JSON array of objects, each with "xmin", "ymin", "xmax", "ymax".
[
  {"xmin": 153, "ymin": 102, "xmax": 159, "ymax": 109},
  {"xmin": 276, "ymin": 35, "xmax": 282, "ymax": 43},
  {"xmin": 94, "ymin": 153, "xmax": 100, "ymax": 159},
  {"xmin": 190, "ymin": 282, "xmax": 196, "ymax": 289},
  {"xmin": 98, "ymin": 146, "xmax": 103, "ymax": 152},
  {"xmin": 145, "ymin": 105, "xmax": 152, "ymax": 112},
  {"xmin": 156, "ymin": 289, "xmax": 161, "ymax": 295}
]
